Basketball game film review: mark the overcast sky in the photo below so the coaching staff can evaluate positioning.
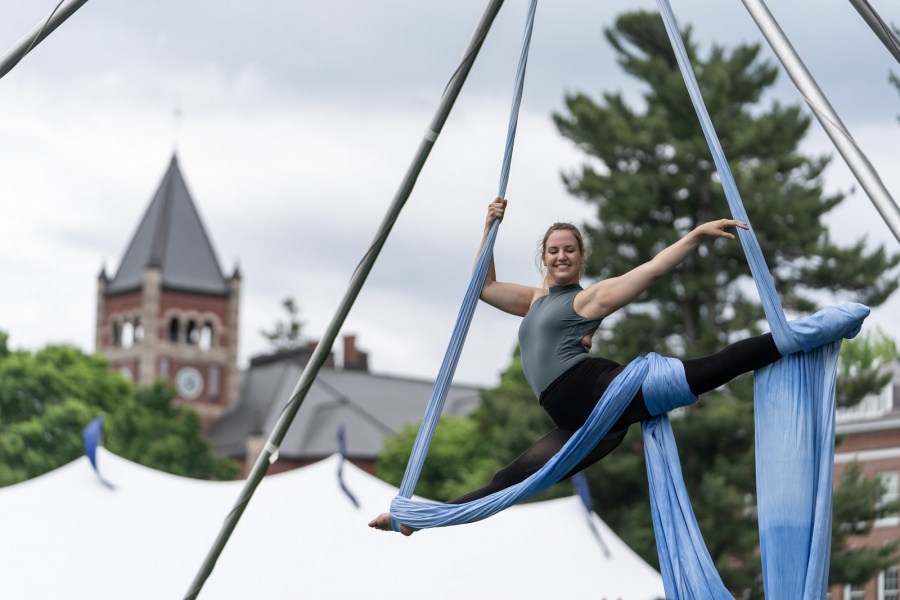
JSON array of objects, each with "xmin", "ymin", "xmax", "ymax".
[{"xmin": 0, "ymin": 0, "xmax": 897, "ymax": 389}]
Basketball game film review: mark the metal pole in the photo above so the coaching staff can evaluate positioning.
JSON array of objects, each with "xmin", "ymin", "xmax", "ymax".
[
  {"xmin": 183, "ymin": 1, "xmax": 506, "ymax": 597},
  {"xmin": 847, "ymin": 0, "xmax": 900, "ymax": 64},
  {"xmin": 742, "ymin": 0, "xmax": 900, "ymax": 245},
  {"xmin": 0, "ymin": 0, "xmax": 91, "ymax": 80}
]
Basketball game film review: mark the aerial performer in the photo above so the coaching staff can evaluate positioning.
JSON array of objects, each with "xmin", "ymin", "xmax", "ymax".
[{"xmin": 369, "ymin": 197, "xmax": 867, "ymax": 536}]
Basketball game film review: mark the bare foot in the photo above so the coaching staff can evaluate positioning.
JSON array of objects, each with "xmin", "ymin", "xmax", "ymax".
[{"xmin": 368, "ymin": 512, "xmax": 415, "ymax": 536}]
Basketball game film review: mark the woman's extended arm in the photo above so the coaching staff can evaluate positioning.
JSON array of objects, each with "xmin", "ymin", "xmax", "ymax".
[
  {"xmin": 476, "ymin": 198, "xmax": 544, "ymax": 317},
  {"xmin": 574, "ymin": 219, "xmax": 747, "ymax": 320}
]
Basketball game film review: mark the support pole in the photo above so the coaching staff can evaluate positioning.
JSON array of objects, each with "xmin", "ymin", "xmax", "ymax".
[
  {"xmin": 0, "ymin": 0, "xmax": 91, "ymax": 80},
  {"xmin": 742, "ymin": 0, "xmax": 900, "ymax": 245},
  {"xmin": 847, "ymin": 0, "xmax": 900, "ymax": 64},
  {"xmin": 183, "ymin": 1, "xmax": 506, "ymax": 597}
]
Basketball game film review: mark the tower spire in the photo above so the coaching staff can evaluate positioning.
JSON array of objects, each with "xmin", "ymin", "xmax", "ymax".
[{"xmin": 172, "ymin": 103, "xmax": 183, "ymax": 153}]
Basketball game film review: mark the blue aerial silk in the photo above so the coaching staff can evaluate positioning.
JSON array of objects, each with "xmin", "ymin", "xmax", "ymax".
[
  {"xmin": 393, "ymin": 353, "xmax": 689, "ymax": 529},
  {"xmin": 391, "ymin": 1, "xmax": 868, "ymax": 598},
  {"xmin": 652, "ymin": 1, "xmax": 859, "ymax": 597},
  {"xmin": 391, "ymin": 0, "xmax": 539, "ymax": 529}
]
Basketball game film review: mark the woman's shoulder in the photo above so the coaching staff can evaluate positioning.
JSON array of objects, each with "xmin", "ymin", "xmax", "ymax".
[{"xmin": 530, "ymin": 288, "xmax": 549, "ymax": 305}]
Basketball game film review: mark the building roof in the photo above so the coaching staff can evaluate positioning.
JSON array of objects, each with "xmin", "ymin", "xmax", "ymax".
[
  {"xmin": 208, "ymin": 353, "xmax": 482, "ymax": 460},
  {"xmin": 106, "ymin": 155, "xmax": 230, "ymax": 296}
]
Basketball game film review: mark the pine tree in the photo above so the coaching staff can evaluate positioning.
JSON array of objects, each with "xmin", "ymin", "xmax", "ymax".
[
  {"xmin": 555, "ymin": 12, "xmax": 896, "ymax": 364},
  {"xmin": 260, "ymin": 297, "xmax": 306, "ymax": 351}
]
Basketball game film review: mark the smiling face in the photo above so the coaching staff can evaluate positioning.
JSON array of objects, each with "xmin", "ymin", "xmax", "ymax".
[{"xmin": 542, "ymin": 228, "xmax": 585, "ymax": 287}]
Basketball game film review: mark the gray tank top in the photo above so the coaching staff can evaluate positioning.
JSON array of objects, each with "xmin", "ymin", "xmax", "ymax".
[{"xmin": 518, "ymin": 284, "xmax": 602, "ymax": 398}]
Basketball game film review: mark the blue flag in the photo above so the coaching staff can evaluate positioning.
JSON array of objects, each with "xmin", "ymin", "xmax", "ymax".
[
  {"xmin": 83, "ymin": 415, "xmax": 114, "ymax": 489},
  {"xmin": 336, "ymin": 424, "xmax": 360, "ymax": 508},
  {"xmin": 571, "ymin": 471, "xmax": 592, "ymax": 512},
  {"xmin": 571, "ymin": 471, "xmax": 610, "ymax": 557}
]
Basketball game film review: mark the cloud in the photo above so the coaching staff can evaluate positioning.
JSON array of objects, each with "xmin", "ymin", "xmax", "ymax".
[{"xmin": 0, "ymin": 0, "xmax": 897, "ymax": 388}]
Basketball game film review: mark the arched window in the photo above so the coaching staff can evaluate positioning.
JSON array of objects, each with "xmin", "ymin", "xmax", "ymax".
[
  {"xmin": 122, "ymin": 321, "xmax": 134, "ymax": 349},
  {"xmin": 199, "ymin": 321, "xmax": 214, "ymax": 351},
  {"xmin": 168, "ymin": 317, "xmax": 180, "ymax": 343},
  {"xmin": 186, "ymin": 319, "xmax": 199, "ymax": 345},
  {"xmin": 111, "ymin": 321, "xmax": 121, "ymax": 347},
  {"xmin": 134, "ymin": 318, "xmax": 144, "ymax": 344}
]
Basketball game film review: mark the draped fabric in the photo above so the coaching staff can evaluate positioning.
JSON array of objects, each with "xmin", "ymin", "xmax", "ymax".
[
  {"xmin": 392, "ymin": 354, "xmax": 683, "ymax": 529},
  {"xmin": 391, "ymin": 2, "xmax": 866, "ymax": 598},
  {"xmin": 643, "ymin": 417, "xmax": 733, "ymax": 599},
  {"xmin": 652, "ymin": 1, "xmax": 853, "ymax": 597},
  {"xmin": 390, "ymin": 0, "xmax": 539, "ymax": 531}
]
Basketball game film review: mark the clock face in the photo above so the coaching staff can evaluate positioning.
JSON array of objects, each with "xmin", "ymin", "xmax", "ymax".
[{"xmin": 175, "ymin": 367, "xmax": 204, "ymax": 400}]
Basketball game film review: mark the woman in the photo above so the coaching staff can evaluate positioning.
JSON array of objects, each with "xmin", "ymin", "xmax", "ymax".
[{"xmin": 370, "ymin": 197, "xmax": 862, "ymax": 535}]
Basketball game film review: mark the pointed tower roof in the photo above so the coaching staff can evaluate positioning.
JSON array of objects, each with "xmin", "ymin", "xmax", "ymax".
[{"xmin": 106, "ymin": 155, "xmax": 230, "ymax": 296}]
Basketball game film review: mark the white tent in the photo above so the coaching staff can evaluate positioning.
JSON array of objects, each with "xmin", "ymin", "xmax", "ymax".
[{"xmin": 0, "ymin": 450, "xmax": 665, "ymax": 599}]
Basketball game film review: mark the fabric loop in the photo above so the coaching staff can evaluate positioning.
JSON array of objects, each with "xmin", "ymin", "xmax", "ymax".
[
  {"xmin": 391, "ymin": 356, "xmax": 648, "ymax": 529},
  {"xmin": 641, "ymin": 353, "xmax": 697, "ymax": 416}
]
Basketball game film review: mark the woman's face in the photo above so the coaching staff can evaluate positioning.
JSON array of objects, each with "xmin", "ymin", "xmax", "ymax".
[{"xmin": 542, "ymin": 230, "xmax": 583, "ymax": 286}]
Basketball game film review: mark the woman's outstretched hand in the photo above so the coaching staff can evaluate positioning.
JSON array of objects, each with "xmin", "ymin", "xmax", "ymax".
[
  {"xmin": 693, "ymin": 218, "xmax": 748, "ymax": 240},
  {"xmin": 368, "ymin": 512, "xmax": 415, "ymax": 536}
]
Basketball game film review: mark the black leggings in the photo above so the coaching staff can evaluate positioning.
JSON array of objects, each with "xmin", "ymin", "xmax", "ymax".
[{"xmin": 449, "ymin": 333, "xmax": 781, "ymax": 505}]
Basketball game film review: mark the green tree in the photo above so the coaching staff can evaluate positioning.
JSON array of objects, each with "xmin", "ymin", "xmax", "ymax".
[
  {"xmin": 377, "ymin": 416, "xmax": 495, "ymax": 502},
  {"xmin": 0, "ymin": 335, "xmax": 237, "ymax": 486},
  {"xmin": 260, "ymin": 297, "xmax": 306, "ymax": 351},
  {"xmin": 473, "ymin": 349, "xmax": 555, "ymax": 475},
  {"xmin": 554, "ymin": 11, "xmax": 897, "ymax": 365},
  {"xmin": 376, "ymin": 349, "xmax": 573, "ymax": 504},
  {"xmin": 106, "ymin": 381, "xmax": 238, "ymax": 481}
]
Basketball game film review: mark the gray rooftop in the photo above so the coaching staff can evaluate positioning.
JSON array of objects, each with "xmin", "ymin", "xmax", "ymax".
[
  {"xmin": 106, "ymin": 155, "xmax": 230, "ymax": 296},
  {"xmin": 208, "ymin": 354, "xmax": 482, "ymax": 460}
]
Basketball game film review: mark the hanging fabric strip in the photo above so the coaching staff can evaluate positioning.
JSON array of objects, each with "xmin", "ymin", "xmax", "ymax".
[
  {"xmin": 393, "ymin": 0, "xmax": 539, "ymax": 517},
  {"xmin": 643, "ymin": 416, "xmax": 732, "ymax": 599},
  {"xmin": 753, "ymin": 346, "xmax": 839, "ymax": 599},
  {"xmin": 653, "ymin": 1, "xmax": 858, "ymax": 597}
]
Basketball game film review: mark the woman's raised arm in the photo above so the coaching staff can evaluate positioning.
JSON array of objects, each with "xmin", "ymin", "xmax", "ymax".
[
  {"xmin": 574, "ymin": 218, "xmax": 747, "ymax": 320},
  {"xmin": 476, "ymin": 198, "xmax": 544, "ymax": 317}
]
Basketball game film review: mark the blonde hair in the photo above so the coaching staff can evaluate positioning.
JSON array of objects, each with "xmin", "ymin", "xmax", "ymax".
[{"xmin": 534, "ymin": 222, "xmax": 590, "ymax": 286}]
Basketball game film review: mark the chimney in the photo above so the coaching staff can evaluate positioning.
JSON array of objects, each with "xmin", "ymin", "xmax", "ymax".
[{"xmin": 343, "ymin": 334, "xmax": 369, "ymax": 372}]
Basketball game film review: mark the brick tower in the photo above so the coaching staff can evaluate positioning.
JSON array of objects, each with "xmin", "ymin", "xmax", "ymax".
[{"xmin": 95, "ymin": 155, "xmax": 241, "ymax": 426}]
